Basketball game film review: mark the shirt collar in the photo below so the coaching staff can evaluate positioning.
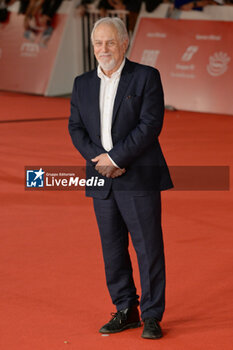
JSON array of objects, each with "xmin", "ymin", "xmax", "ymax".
[{"xmin": 97, "ymin": 58, "xmax": 126, "ymax": 80}]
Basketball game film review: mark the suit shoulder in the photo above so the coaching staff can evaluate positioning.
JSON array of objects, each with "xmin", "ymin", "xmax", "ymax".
[
  {"xmin": 127, "ymin": 59, "xmax": 161, "ymax": 78},
  {"xmin": 127, "ymin": 59, "xmax": 159, "ymax": 73},
  {"xmin": 73, "ymin": 69, "xmax": 97, "ymax": 85}
]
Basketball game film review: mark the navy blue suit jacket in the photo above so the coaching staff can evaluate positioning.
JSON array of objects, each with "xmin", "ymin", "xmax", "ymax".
[{"xmin": 68, "ymin": 59, "xmax": 173, "ymax": 198}]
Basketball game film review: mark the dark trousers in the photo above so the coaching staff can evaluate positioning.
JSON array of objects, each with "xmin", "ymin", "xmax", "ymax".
[{"xmin": 93, "ymin": 190, "xmax": 165, "ymax": 321}]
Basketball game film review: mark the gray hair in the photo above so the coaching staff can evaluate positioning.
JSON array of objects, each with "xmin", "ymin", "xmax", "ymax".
[{"xmin": 91, "ymin": 17, "xmax": 129, "ymax": 45}]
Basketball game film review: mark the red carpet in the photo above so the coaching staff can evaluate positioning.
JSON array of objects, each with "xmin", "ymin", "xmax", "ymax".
[
  {"xmin": 0, "ymin": 91, "xmax": 69, "ymax": 122},
  {"xmin": 0, "ymin": 92, "xmax": 232, "ymax": 350}
]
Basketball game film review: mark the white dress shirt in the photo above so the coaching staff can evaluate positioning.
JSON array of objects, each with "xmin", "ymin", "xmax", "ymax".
[{"xmin": 97, "ymin": 58, "xmax": 126, "ymax": 168}]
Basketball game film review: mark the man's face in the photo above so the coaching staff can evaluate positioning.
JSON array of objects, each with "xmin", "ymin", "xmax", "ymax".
[{"xmin": 93, "ymin": 23, "xmax": 128, "ymax": 75}]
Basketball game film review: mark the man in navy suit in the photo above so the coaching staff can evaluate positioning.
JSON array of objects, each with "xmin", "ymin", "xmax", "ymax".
[{"xmin": 68, "ymin": 17, "xmax": 173, "ymax": 339}]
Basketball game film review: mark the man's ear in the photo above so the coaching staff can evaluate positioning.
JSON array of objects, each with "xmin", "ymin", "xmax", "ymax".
[{"xmin": 122, "ymin": 39, "xmax": 129, "ymax": 53}]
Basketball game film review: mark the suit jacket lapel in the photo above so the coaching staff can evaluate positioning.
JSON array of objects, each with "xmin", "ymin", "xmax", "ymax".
[
  {"xmin": 90, "ymin": 70, "xmax": 101, "ymax": 135},
  {"xmin": 112, "ymin": 59, "xmax": 133, "ymax": 126}
]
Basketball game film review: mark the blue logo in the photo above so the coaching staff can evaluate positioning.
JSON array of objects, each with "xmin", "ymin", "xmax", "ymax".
[{"xmin": 26, "ymin": 168, "xmax": 45, "ymax": 188}]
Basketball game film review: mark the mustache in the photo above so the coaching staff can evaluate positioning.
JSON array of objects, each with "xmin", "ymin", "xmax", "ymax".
[{"xmin": 99, "ymin": 53, "xmax": 113, "ymax": 57}]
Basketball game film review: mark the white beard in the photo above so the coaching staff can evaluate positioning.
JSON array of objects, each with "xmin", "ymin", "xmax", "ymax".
[{"xmin": 98, "ymin": 57, "xmax": 116, "ymax": 72}]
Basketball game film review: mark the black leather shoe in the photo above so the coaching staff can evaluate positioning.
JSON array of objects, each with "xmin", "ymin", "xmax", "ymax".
[
  {"xmin": 99, "ymin": 305, "xmax": 141, "ymax": 334},
  {"xmin": 141, "ymin": 318, "xmax": 163, "ymax": 339}
]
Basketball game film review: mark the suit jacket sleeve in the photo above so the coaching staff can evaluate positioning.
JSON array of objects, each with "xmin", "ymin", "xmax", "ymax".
[
  {"xmin": 68, "ymin": 77, "xmax": 104, "ymax": 163},
  {"xmin": 108, "ymin": 68, "xmax": 164, "ymax": 169}
]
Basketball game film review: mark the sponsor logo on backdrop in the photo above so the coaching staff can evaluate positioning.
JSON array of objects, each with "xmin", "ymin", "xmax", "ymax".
[
  {"xmin": 26, "ymin": 168, "xmax": 45, "ymax": 187},
  {"xmin": 196, "ymin": 35, "xmax": 221, "ymax": 41},
  {"xmin": 175, "ymin": 64, "xmax": 195, "ymax": 71},
  {"xmin": 147, "ymin": 32, "xmax": 167, "ymax": 38},
  {"xmin": 181, "ymin": 46, "xmax": 199, "ymax": 62},
  {"xmin": 207, "ymin": 52, "xmax": 231, "ymax": 77},
  {"xmin": 171, "ymin": 46, "xmax": 198, "ymax": 79},
  {"xmin": 140, "ymin": 50, "xmax": 160, "ymax": 67},
  {"xmin": 170, "ymin": 72, "xmax": 195, "ymax": 79},
  {"xmin": 20, "ymin": 43, "xmax": 40, "ymax": 57}
]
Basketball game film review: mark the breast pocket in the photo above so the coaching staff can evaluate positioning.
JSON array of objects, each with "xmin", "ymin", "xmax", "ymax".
[
  {"xmin": 125, "ymin": 94, "xmax": 142, "ymax": 102},
  {"xmin": 123, "ymin": 95, "xmax": 142, "ymax": 116}
]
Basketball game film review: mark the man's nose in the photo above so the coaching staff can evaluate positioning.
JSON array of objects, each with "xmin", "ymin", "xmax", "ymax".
[{"xmin": 102, "ymin": 43, "xmax": 108, "ymax": 52}]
